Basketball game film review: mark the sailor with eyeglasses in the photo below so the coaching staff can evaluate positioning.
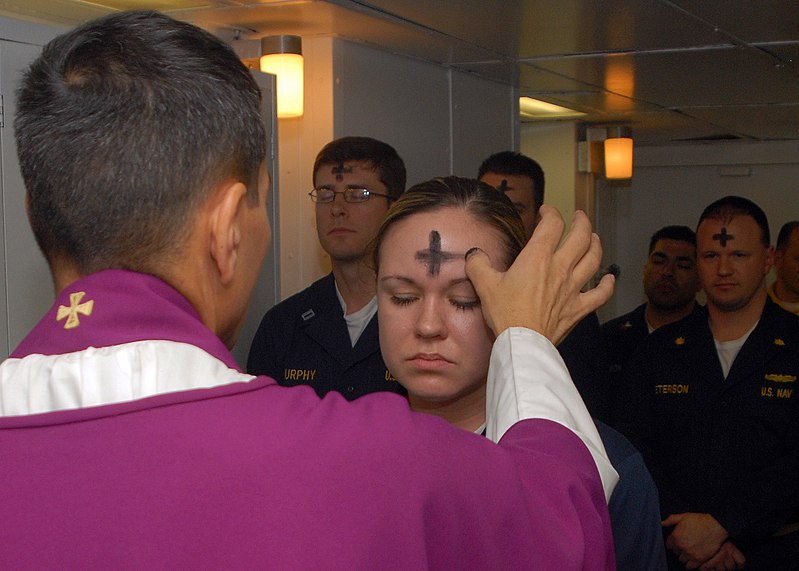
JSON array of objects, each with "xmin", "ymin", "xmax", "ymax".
[{"xmin": 247, "ymin": 136, "xmax": 408, "ymax": 400}]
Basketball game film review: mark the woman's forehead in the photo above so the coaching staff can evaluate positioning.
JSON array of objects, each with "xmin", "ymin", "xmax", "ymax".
[
  {"xmin": 381, "ymin": 209, "xmax": 504, "ymax": 271},
  {"xmin": 389, "ymin": 210, "xmax": 482, "ymax": 250}
]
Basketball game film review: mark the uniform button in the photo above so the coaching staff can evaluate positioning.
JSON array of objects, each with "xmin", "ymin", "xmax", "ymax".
[{"xmin": 347, "ymin": 385, "xmax": 355, "ymax": 393}]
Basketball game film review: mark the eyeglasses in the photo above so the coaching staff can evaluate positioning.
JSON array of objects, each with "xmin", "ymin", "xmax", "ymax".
[{"xmin": 308, "ymin": 187, "xmax": 390, "ymax": 203}]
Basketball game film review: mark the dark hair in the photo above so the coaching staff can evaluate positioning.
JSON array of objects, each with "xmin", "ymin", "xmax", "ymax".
[
  {"xmin": 648, "ymin": 225, "xmax": 696, "ymax": 254},
  {"xmin": 371, "ymin": 176, "xmax": 526, "ymax": 272},
  {"xmin": 312, "ymin": 136, "xmax": 406, "ymax": 201},
  {"xmin": 776, "ymin": 221, "xmax": 799, "ymax": 252},
  {"xmin": 15, "ymin": 10, "xmax": 267, "ymax": 275},
  {"xmin": 697, "ymin": 196, "xmax": 770, "ymax": 246},
  {"xmin": 477, "ymin": 151, "xmax": 545, "ymax": 212}
]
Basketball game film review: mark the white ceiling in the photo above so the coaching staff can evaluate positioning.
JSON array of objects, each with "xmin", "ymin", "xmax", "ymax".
[{"xmin": 4, "ymin": 0, "xmax": 799, "ymax": 145}]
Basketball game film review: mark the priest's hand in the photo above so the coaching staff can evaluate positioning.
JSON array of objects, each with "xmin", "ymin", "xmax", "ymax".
[{"xmin": 465, "ymin": 205, "xmax": 614, "ymax": 345}]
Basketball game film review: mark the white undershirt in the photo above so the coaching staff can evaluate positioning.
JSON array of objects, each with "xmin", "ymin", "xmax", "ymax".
[
  {"xmin": 714, "ymin": 321, "xmax": 758, "ymax": 378},
  {"xmin": 334, "ymin": 281, "xmax": 378, "ymax": 347}
]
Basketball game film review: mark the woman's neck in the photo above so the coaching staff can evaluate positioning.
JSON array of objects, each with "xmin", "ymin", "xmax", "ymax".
[{"xmin": 408, "ymin": 383, "xmax": 486, "ymax": 433}]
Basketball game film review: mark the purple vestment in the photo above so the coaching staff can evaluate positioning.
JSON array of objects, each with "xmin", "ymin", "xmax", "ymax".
[{"xmin": 0, "ymin": 270, "xmax": 614, "ymax": 569}]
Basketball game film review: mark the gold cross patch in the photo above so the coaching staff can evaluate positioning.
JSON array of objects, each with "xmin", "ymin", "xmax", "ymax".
[{"xmin": 56, "ymin": 291, "xmax": 94, "ymax": 329}]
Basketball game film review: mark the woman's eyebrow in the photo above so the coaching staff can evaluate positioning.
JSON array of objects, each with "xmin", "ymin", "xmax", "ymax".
[
  {"xmin": 379, "ymin": 275, "xmax": 416, "ymax": 285},
  {"xmin": 448, "ymin": 277, "xmax": 472, "ymax": 287},
  {"xmin": 379, "ymin": 275, "xmax": 472, "ymax": 288}
]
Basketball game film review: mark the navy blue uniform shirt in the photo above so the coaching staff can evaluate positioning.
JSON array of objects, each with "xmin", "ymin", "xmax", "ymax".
[
  {"xmin": 616, "ymin": 299, "xmax": 799, "ymax": 564},
  {"xmin": 247, "ymin": 273, "xmax": 404, "ymax": 400}
]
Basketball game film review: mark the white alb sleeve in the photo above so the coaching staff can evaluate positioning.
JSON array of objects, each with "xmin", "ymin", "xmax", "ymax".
[{"xmin": 485, "ymin": 327, "xmax": 618, "ymax": 502}]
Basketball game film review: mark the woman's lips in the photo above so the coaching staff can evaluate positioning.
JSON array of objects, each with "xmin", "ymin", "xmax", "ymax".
[
  {"xmin": 328, "ymin": 227, "xmax": 355, "ymax": 236},
  {"xmin": 408, "ymin": 353, "xmax": 452, "ymax": 370}
]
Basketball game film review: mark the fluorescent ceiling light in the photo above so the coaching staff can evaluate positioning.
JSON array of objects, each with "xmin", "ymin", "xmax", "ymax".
[{"xmin": 519, "ymin": 97, "xmax": 585, "ymax": 119}]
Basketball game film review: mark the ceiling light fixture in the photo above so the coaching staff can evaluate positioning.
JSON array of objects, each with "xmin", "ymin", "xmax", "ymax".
[
  {"xmin": 260, "ymin": 35, "xmax": 304, "ymax": 119},
  {"xmin": 604, "ymin": 126, "xmax": 634, "ymax": 179}
]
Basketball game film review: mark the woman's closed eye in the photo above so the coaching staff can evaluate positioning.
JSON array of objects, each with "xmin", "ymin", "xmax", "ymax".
[
  {"xmin": 390, "ymin": 294, "xmax": 418, "ymax": 306},
  {"xmin": 450, "ymin": 297, "xmax": 480, "ymax": 311}
]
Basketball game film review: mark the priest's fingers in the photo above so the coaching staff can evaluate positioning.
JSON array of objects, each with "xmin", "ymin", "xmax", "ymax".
[
  {"xmin": 548, "ymin": 273, "xmax": 615, "ymax": 344},
  {"xmin": 583, "ymin": 272, "xmax": 615, "ymax": 314},
  {"xmin": 570, "ymin": 230, "xmax": 605, "ymax": 292},
  {"xmin": 541, "ymin": 212, "xmax": 613, "ymax": 342},
  {"xmin": 526, "ymin": 204, "xmax": 565, "ymax": 248},
  {"xmin": 465, "ymin": 206, "xmax": 613, "ymax": 343},
  {"xmin": 539, "ymin": 209, "xmax": 597, "ymax": 301},
  {"xmin": 553, "ymin": 209, "xmax": 594, "ymax": 267},
  {"xmin": 463, "ymin": 247, "xmax": 504, "ymax": 335},
  {"xmin": 465, "ymin": 214, "xmax": 565, "ymax": 338}
]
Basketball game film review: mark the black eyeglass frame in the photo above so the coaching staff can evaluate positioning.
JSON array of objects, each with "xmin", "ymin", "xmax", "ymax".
[{"xmin": 308, "ymin": 187, "xmax": 390, "ymax": 203}]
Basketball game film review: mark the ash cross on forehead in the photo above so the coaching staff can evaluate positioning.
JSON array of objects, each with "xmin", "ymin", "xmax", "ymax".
[
  {"xmin": 331, "ymin": 162, "xmax": 353, "ymax": 182},
  {"xmin": 498, "ymin": 179, "xmax": 509, "ymax": 193},
  {"xmin": 713, "ymin": 227, "xmax": 735, "ymax": 247},
  {"xmin": 415, "ymin": 230, "xmax": 460, "ymax": 276}
]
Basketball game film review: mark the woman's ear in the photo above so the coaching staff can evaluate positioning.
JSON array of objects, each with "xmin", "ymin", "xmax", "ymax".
[{"xmin": 208, "ymin": 181, "xmax": 248, "ymax": 285}]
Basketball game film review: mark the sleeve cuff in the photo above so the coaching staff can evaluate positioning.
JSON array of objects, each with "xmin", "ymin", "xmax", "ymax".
[{"xmin": 485, "ymin": 327, "xmax": 618, "ymax": 502}]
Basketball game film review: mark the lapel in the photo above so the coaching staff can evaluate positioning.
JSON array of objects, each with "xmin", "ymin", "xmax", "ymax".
[
  {"xmin": 351, "ymin": 312, "xmax": 380, "ymax": 361},
  {"xmin": 661, "ymin": 307, "xmax": 725, "ymax": 387},
  {"xmin": 299, "ymin": 274, "xmax": 380, "ymax": 368},
  {"xmin": 627, "ymin": 303, "xmax": 650, "ymax": 351},
  {"xmin": 688, "ymin": 311, "xmax": 727, "ymax": 387},
  {"xmin": 725, "ymin": 299, "xmax": 795, "ymax": 388},
  {"xmin": 299, "ymin": 274, "xmax": 352, "ymax": 366},
  {"xmin": 631, "ymin": 303, "xmax": 648, "ymax": 331},
  {"xmin": 302, "ymin": 305, "xmax": 355, "ymax": 366}
]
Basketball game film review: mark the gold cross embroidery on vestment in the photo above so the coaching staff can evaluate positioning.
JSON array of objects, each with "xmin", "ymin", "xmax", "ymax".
[{"xmin": 56, "ymin": 291, "xmax": 94, "ymax": 329}]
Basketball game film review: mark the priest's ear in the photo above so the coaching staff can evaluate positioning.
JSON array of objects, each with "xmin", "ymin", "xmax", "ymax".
[{"xmin": 208, "ymin": 181, "xmax": 248, "ymax": 285}]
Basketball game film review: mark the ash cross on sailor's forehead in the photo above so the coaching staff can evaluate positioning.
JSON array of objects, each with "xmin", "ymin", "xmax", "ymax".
[
  {"xmin": 415, "ymin": 230, "xmax": 460, "ymax": 276},
  {"xmin": 331, "ymin": 162, "xmax": 353, "ymax": 182},
  {"xmin": 713, "ymin": 227, "xmax": 735, "ymax": 248}
]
